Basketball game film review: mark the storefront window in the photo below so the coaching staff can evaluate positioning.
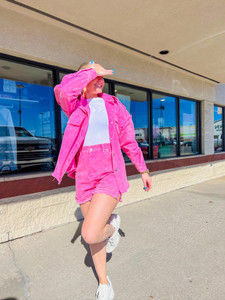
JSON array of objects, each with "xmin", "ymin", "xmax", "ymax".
[
  {"xmin": 59, "ymin": 72, "xmax": 70, "ymax": 138},
  {"xmin": 152, "ymin": 94, "xmax": 177, "ymax": 158},
  {"xmin": 214, "ymin": 105, "xmax": 223, "ymax": 152},
  {"xmin": 115, "ymin": 84, "xmax": 149, "ymax": 161},
  {"xmin": 0, "ymin": 59, "xmax": 56, "ymax": 174},
  {"xmin": 180, "ymin": 99, "xmax": 198, "ymax": 155}
]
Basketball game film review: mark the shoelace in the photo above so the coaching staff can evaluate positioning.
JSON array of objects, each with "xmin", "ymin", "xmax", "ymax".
[
  {"xmin": 107, "ymin": 238, "xmax": 114, "ymax": 246},
  {"xmin": 106, "ymin": 236, "xmax": 115, "ymax": 247}
]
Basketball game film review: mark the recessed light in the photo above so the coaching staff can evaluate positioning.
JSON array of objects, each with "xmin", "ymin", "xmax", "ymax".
[
  {"xmin": 1, "ymin": 65, "xmax": 11, "ymax": 70},
  {"xmin": 159, "ymin": 50, "xmax": 169, "ymax": 55}
]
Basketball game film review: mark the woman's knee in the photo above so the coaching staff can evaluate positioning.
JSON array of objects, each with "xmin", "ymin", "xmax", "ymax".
[{"xmin": 81, "ymin": 223, "xmax": 99, "ymax": 244}]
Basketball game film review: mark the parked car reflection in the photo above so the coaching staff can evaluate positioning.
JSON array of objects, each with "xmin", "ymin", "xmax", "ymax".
[
  {"xmin": 0, "ymin": 126, "xmax": 55, "ymax": 173},
  {"xmin": 181, "ymin": 139, "xmax": 196, "ymax": 154},
  {"xmin": 135, "ymin": 128, "xmax": 149, "ymax": 159},
  {"xmin": 214, "ymin": 134, "xmax": 222, "ymax": 152}
]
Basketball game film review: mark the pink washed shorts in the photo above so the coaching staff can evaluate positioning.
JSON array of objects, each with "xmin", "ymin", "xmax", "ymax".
[{"xmin": 75, "ymin": 143, "xmax": 122, "ymax": 204}]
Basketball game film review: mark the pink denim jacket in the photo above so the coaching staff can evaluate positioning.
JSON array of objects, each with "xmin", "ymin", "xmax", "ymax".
[{"xmin": 52, "ymin": 68, "xmax": 147, "ymax": 194}]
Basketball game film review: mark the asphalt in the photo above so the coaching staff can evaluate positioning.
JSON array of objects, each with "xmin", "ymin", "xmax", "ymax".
[{"xmin": 1, "ymin": 176, "xmax": 225, "ymax": 300}]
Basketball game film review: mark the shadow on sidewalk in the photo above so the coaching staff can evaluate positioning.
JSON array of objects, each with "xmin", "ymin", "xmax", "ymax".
[
  {"xmin": 70, "ymin": 208, "xmax": 126, "ymax": 282},
  {"xmin": 1, "ymin": 298, "xmax": 18, "ymax": 300}
]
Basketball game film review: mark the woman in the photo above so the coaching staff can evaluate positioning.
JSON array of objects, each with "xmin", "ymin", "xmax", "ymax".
[{"xmin": 53, "ymin": 61, "xmax": 152, "ymax": 299}]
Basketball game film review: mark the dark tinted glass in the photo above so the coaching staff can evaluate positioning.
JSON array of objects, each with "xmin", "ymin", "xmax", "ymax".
[
  {"xmin": 115, "ymin": 84, "xmax": 149, "ymax": 161},
  {"xmin": 214, "ymin": 106, "xmax": 223, "ymax": 152},
  {"xmin": 0, "ymin": 59, "xmax": 56, "ymax": 174},
  {"xmin": 152, "ymin": 94, "xmax": 177, "ymax": 158},
  {"xmin": 180, "ymin": 99, "xmax": 198, "ymax": 155}
]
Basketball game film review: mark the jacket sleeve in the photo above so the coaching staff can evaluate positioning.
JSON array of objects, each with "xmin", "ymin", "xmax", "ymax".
[
  {"xmin": 54, "ymin": 68, "xmax": 97, "ymax": 117},
  {"xmin": 118, "ymin": 102, "xmax": 147, "ymax": 173}
]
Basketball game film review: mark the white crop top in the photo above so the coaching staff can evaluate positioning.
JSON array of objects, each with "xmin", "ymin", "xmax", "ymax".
[{"xmin": 83, "ymin": 97, "xmax": 110, "ymax": 146}]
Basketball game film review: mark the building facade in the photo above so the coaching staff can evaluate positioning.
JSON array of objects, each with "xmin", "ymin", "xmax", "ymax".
[{"xmin": 0, "ymin": 1, "xmax": 225, "ymax": 242}]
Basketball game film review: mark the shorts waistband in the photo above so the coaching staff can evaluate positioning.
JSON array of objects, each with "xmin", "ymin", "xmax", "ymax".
[{"xmin": 80, "ymin": 143, "xmax": 111, "ymax": 153}]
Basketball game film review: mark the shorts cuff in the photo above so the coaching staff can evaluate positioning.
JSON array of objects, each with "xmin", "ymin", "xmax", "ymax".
[{"xmin": 93, "ymin": 188, "xmax": 122, "ymax": 202}]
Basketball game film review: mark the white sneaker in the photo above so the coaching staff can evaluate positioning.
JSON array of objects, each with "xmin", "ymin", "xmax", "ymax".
[
  {"xmin": 106, "ymin": 214, "xmax": 121, "ymax": 253},
  {"xmin": 95, "ymin": 276, "xmax": 115, "ymax": 300}
]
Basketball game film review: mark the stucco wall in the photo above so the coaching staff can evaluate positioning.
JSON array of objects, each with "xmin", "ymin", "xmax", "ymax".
[
  {"xmin": 0, "ymin": 4, "xmax": 216, "ymax": 102},
  {"xmin": 1, "ymin": 160, "xmax": 225, "ymax": 243},
  {"xmin": 0, "ymin": 4, "xmax": 224, "ymax": 243},
  {"xmin": 201, "ymin": 101, "xmax": 214, "ymax": 155},
  {"xmin": 215, "ymin": 84, "xmax": 225, "ymax": 104},
  {"xmin": 0, "ymin": 4, "xmax": 220, "ymax": 156}
]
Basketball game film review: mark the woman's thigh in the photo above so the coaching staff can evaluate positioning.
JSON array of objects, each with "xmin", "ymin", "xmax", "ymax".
[
  {"xmin": 80, "ymin": 201, "xmax": 91, "ymax": 219},
  {"xmin": 82, "ymin": 193, "xmax": 120, "ymax": 231}
]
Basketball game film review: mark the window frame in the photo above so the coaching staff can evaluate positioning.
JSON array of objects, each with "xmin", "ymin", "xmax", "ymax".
[
  {"xmin": 0, "ymin": 53, "xmax": 202, "ymax": 173},
  {"xmin": 151, "ymin": 92, "xmax": 178, "ymax": 159},
  {"xmin": 223, "ymin": 106, "xmax": 225, "ymax": 151},
  {"xmin": 0, "ymin": 53, "xmax": 74, "ymax": 158},
  {"xmin": 109, "ymin": 79, "xmax": 201, "ymax": 159},
  {"xmin": 214, "ymin": 104, "xmax": 225, "ymax": 153},
  {"xmin": 179, "ymin": 97, "xmax": 201, "ymax": 157}
]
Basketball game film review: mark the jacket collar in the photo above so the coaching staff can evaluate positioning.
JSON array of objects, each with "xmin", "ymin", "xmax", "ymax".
[
  {"xmin": 79, "ymin": 93, "xmax": 115, "ymax": 114},
  {"xmin": 78, "ymin": 96, "xmax": 89, "ymax": 115},
  {"xmin": 99, "ymin": 93, "xmax": 116, "ymax": 104},
  {"xmin": 80, "ymin": 93, "xmax": 115, "ymax": 102}
]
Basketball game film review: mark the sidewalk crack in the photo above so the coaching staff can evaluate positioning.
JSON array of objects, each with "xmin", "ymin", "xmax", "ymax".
[{"xmin": 8, "ymin": 242, "xmax": 31, "ymax": 300}]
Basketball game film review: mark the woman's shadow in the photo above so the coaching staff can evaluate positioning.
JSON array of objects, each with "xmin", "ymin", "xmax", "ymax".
[{"xmin": 70, "ymin": 208, "xmax": 125, "ymax": 282}]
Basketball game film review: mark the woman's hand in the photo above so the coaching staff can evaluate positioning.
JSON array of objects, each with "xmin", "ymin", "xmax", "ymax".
[
  {"xmin": 141, "ymin": 173, "xmax": 152, "ymax": 192},
  {"xmin": 89, "ymin": 61, "xmax": 114, "ymax": 76}
]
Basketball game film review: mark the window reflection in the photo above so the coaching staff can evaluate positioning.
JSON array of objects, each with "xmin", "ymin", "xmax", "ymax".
[
  {"xmin": 152, "ymin": 94, "xmax": 177, "ymax": 158},
  {"xmin": 0, "ymin": 106, "xmax": 17, "ymax": 172},
  {"xmin": 0, "ymin": 60, "xmax": 56, "ymax": 174},
  {"xmin": 180, "ymin": 99, "xmax": 198, "ymax": 155},
  {"xmin": 59, "ymin": 73, "xmax": 70, "ymax": 138},
  {"xmin": 115, "ymin": 84, "xmax": 149, "ymax": 161},
  {"xmin": 214, "ymin": 106, "xmax": 223, "ymax": 152}
]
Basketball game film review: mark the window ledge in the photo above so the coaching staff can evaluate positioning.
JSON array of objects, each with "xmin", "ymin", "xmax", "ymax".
[
  {"xmin": 0, "ymin": 171, "xmax": 53, "ymax": 182},
  {"xmin": 1, "ymin": 152, "xmax": 225, "ymax": 200}
]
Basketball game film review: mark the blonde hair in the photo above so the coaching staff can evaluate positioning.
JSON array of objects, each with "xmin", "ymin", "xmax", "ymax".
[{"xmin": 78, "ymin": 62, "xmax": 91, "ymax": 71}]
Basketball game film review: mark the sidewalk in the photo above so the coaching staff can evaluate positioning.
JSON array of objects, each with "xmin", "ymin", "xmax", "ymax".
[{"xmin": 1, "ymin": 176, "xmax": 225, "ymax": 300}]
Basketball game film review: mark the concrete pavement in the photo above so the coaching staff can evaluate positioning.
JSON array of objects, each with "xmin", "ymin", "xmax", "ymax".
[{"xmin": 1, "ymin": 176, "xmax": 225, "ymax": 300}]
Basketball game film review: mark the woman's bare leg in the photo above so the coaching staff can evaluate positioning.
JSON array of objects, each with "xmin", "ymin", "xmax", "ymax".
[
  {"xmin": 80, "ymin": 200, "xmax": 91, "ymax": 219},
  {"xmin": 80, "ymin": 193, "xmax": 120, "ymax": 284}
]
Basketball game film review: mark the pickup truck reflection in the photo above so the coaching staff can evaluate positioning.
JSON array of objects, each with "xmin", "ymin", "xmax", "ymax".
[{"xmin": 0, "ymin": 126, "xmax": 55, "ymax": 173}]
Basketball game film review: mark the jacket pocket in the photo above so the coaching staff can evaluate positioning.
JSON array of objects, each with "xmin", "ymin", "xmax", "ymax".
[{"xmin": 115, "ymin": 119, "xmax": 121, "ymax": 135}]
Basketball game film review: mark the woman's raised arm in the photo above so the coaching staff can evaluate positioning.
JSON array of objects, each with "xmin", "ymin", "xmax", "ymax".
[{"xmin": 54, "ymin": 68, "xmax": 97, "ymax": 117}]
